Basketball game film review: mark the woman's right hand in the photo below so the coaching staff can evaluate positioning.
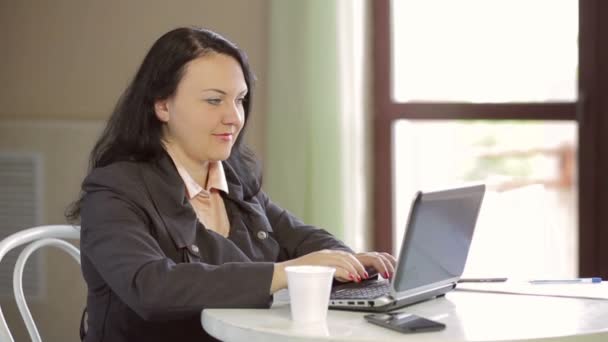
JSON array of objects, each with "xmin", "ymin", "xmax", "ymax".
[{"xmin": 270, "ymin": 249, "xmax": 368, "ymax": 294}]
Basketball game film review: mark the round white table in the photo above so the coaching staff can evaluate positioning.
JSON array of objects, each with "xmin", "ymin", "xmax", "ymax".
[{"xmin": 202, "ymin": 289, "xmax": 608, "ymax": 342}]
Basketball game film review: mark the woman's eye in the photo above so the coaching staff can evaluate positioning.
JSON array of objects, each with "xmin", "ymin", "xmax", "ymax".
[
  {"xmin": 206, "ymin": 99, "xmax": 222, "ymax": 105},
  {"xmin": 236, "ymin": 97, "xmax": 245, "ymax": 105}
]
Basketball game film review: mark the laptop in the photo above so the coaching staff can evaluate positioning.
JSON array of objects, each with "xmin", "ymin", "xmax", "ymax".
[{"xmin": 329, "ymin": 184, "xmax": 485, "ymax": 312}]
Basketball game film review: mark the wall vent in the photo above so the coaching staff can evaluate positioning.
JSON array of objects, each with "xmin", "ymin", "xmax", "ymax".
[{"xmin": 0, "ymin": 153, "xmax": 43, "ymax": 300}]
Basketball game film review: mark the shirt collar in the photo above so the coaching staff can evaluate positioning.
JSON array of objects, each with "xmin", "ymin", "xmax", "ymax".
[{"xmin": 164, "ymin": 147, "xmax": 229, "ymax": 199}]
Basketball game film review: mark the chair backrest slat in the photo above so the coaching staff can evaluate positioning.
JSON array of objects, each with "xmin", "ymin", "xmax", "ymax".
[{"xmin": 0, "ymin": 225, "xmax": 81, "ymax": 342}]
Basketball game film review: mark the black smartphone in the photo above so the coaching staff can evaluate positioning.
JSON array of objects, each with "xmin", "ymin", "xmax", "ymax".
[{"xmin": 364, "ymin": 312, "xmax": 446, "ymax": 333}]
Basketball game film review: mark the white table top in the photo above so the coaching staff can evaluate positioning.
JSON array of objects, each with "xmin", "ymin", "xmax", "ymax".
[{"xmin": 202, "ymin": 288, "xmax": 608, "ymax": 342}]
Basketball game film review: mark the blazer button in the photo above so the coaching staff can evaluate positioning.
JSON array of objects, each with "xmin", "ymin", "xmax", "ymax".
[
  {"xmin": 191, "ymin": 245, "xmax": 199, "ymax": 253},
  {"xmin": 256, "ymin": 231, "xmax": 268, "ymax": 240}
]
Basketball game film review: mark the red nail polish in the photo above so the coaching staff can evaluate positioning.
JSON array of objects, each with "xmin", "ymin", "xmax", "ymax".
[
  {"xmin": 349, "ymin": 273, "xmax": 354, "ymax": 281},
  {"xmin": 384, "ymin": 272, "xmax": 389, "ymax": 278},
  {"xmin": 357, "ymin": 275, "xmax": 362, "ymax": 282},
  {"xmin": 364, "ymin": 272, "xmax": 369, "ymax": 279}
]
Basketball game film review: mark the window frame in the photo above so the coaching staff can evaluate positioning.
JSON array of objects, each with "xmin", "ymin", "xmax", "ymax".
[{"xmin": 372, "ymin": 0, "xmax": 608, "ymax": 277}]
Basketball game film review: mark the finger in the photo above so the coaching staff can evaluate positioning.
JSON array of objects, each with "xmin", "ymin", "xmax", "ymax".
[
  {"xmin": 333, "ymin": 265, "xmax": 356, "ymax": 282},
  {"xmin": 378, "ymin": 254, "xmax": 395, "ymax": 276},
  {"xmin": 342, "ymin": 252, "xmax": 367, "ymax": 279},
  {"xmin": 334, "ymin": 253, "xmax": 365, "ymax": 283},
  {"xmin": 305, "ymin": 250, "xmax": 362, "ymax": 282},
  {"xmin": 352, "ymin": 253, "xmax": 383, "ymax": 278},
  {"xmin": 367, "ymin": 253, "xmax": 390, "ymax": 279},
  {"xmin": 327, "ymin": 253, "xmax": 363, "ymax": 282},
  {"xmin": 380, "ymin": 252, "xmax": 397, "ymax": 267},
  {"xmin": 350, "ymin": 254, "xmax": 378, "ymax": 279}
]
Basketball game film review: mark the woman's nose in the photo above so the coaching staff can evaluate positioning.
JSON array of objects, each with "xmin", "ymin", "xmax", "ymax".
[{"xmin": 222, "ymin": 103, "xmax": 243, "ymax": 125}]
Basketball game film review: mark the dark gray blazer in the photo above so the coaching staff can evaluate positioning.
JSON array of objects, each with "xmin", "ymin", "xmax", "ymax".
[{"xmin": 80, "ymin": 153, "xmax": 351, "ymax": 342}]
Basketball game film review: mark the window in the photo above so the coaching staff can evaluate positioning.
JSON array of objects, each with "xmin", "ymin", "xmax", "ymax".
[{"xmin": 372, "ymin": 0, "xmax": 608, "ymax": 278}]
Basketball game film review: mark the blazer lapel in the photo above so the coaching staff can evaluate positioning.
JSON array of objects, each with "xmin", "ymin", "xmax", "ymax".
[
  {"xmin": 221, "ymin": 162, "xmax": 273, "ymax": 234},
  {"xmin": 221, "ymin": 161, "xmax": 278, "ymax": 261},
  {"xmin": 140, "ymin": 155, "xmax": 274, "ymax": 254},
  {"xmin": 141, "ymin": 153, "xmax": 198, "ymax": 249}
]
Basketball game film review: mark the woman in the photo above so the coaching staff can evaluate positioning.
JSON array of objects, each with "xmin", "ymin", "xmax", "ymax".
[{"xmin": 69, "ymin": 27, "xmax": 396, "ymax": 341}]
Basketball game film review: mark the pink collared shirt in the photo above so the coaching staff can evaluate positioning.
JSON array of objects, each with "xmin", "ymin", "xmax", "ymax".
[{"xmin": 166, "ymin": 151, "xmax": 231, "ymax": 238}]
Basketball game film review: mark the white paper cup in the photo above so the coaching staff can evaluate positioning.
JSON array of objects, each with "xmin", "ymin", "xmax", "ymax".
[{"xmin": 285, "ymin": 265, "xmax": 335, "ymax": 323}]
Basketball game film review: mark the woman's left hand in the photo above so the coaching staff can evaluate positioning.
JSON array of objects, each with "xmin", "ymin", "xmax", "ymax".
[{"xmin": 353, "ymin": 252, "xmax": 397, "ymax": 279}]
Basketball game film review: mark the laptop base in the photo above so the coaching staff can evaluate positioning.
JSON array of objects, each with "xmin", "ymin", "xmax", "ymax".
[{"xmin": 329, "ymin": 283, "xmax": 455, "ymax": 313}]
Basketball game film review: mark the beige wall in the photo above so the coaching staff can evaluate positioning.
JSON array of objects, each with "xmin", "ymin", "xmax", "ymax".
[
  {"xmin": 0, "ymin": 120, "xmax": 103, "ymax": 342},
  {"xmin": 0, "ymin": 0, "xmax": 269, "ymax": 157},
  {"xmin": 0, "ymin": 1, "xmax": 270, "ymax": 341}
]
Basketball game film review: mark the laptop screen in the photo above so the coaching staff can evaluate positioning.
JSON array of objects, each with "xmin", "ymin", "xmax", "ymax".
[{"xmin": 393, "ymin": 185, "xmax": 485, "ymax": 293}]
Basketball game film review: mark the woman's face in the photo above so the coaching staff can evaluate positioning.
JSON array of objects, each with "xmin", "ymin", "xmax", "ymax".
[{"xmin": 155, "ymin": 53, "xmax": 247, "ymax": 163}]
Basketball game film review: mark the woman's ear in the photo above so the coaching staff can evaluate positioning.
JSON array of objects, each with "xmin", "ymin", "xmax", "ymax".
[{"xmin": 154, "ymin": 99, "xmax": 170, "ymax": 123}]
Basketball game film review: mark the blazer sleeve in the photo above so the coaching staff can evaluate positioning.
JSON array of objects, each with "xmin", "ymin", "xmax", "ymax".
[
  {"xmin": 81, "ymin": 173, "xmax": 274, "ymax": 321},
  {"xmin": 257, "ymin": 191, "xmax": 354, "ymax": 260}
]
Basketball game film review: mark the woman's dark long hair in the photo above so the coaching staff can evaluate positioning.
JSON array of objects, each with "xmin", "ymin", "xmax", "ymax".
[{"xmin": 66, "ymin": 27, "xmax": 261, "ymax": 222}]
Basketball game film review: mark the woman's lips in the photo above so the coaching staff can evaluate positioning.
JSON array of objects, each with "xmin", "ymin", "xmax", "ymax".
[{"xmin": 213, "ymin": 133, "xmax": 233, "ymax": 142}]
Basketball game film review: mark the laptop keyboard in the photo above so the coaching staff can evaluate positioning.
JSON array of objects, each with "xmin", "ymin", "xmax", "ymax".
[{"xmin": 331, "ymin": 281, "xmax": 391, "ymax": 300}]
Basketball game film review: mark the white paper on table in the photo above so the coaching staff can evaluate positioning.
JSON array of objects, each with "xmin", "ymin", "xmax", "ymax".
[{"xmin": 455, "ymin": 281, "xmax": 608, "ymax": 300}]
